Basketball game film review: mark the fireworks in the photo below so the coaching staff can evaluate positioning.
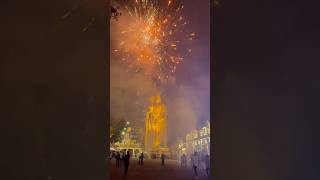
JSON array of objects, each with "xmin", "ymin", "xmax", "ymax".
[{"xmin": 111, "ymin": 0, "xmax": 194, "ymax": 83}]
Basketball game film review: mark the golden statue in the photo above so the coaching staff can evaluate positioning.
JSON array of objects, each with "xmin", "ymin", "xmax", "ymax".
[{"xmin": 144, "ymin": 95, "xmax": 167, "ymax": 154}]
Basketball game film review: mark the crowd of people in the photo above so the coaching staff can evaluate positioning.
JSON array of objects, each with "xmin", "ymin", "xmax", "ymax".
[
  {"xmin": 110, "ymin": 150, "xmax": 210, "ymax": 179},
  {"xmin": 110, "ymin": 151, "xmax": 131, "ymax": 177},
  {"xmin": 180, "ymin": 152, "xmax": 211, "ymax": 179}
]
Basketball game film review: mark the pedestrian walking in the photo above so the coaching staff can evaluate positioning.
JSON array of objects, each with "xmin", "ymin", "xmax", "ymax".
[
  {"xmin": 123, "ymin": 151, "xmax": 131, "ymax": 177},
  {"xmin": 119, "ymin": 152, "xmax": 122, "ymax": 166},
  {"xmin": 138, "ymin": 153, "xmax": 141, "ymax": 165},
  {"xmin": 200, "ymin": 152, "xmax": 206, "ymax": 175},
  {"xmin": 191, "ymin": 152, "xmax": 200, "ymax": 179},
  {"xmin": 205, "ymin": 154, "xmax": 210, "ymax": 178},
  {"xmin": 161, "ymin": 153, "xmax": 165, "ymax": 166},
  {"xmin": 121, "ymin": 152, "xmax": 125, "ymax": 166},
  {"xmin": 140, "ymin": 152, "xmax": 144, "ymax": 165},
  {"xmin": 116, "ymin": 152, "xmax": 120, "ymax": 167},
  {"xmin": 182, "ymin": 154, "xmax": 187, "ymax": 167}
]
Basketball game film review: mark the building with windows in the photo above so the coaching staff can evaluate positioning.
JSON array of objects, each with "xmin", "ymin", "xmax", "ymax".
[{"xmin": 185, "ymin": 121, "xmax": 210, "ymax": 157}]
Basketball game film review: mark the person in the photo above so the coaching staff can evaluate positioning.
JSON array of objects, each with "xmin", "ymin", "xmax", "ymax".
[
  {"xmin": 123, "ymin": 151, "xmax": 131, "ymax": 177},
  {"xmin": 115, "ymin": 152, "xmax": 120, "ymax": 167},
  {"xmin": 140, "ymin": 152, "xmax": 144, "ymax": 165},
  {"xmin": 112, "ymin": 152, "xmax": 115, "ymax": 159},
  {"xmin": 138, "ymin": 153, "xmax": 141, "ymax": 165},
  {"xmin": 205, "ymin": 154, "xmax": 210, "ymax": 178},
  {"xmin": 180, "ymin": 154, "xmax": 185, "ymax": 167},
  {"xmin": 161, "ymin": 153, "xmax": 165, "ymax": 166},
  {"xmin": 182, "ymin": 154, "xmax": 187, "ymax": 167},
  {"xmin": 121, "ymin": 152, "xmax": 125, "ymax": 166},
  {"xmin": 191, "ymin": 152, "xmax": 200, "ymax": 179},
  {"xmin": 200, "ymin": 152, "xmax": 206, "ymax": 173}
]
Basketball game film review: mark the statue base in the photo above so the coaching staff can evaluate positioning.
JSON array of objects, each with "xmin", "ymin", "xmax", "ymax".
[{"xmin": 150, "ymin": 146, "xmax": 171, "ymax": 159}]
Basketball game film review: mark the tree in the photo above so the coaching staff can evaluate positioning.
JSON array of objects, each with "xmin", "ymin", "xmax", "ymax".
[{"xmin": 110, "ymin": 119, "xmax": 127, "ymax": 143}]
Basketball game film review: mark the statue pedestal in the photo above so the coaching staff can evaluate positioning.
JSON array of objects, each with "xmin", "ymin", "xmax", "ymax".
[{"xmin": 150, "ymin": 146, "xmax": 171, "ymax": 159}]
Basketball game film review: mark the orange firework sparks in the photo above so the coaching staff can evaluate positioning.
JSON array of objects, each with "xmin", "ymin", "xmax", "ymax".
[{"xmin": 112, "ymin": 0, "xmax": 194, "ymax": 83}]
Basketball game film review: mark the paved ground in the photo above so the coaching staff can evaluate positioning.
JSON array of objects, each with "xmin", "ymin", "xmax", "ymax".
[{"xmin": 110, "ymin": 158, "xmax": 209, "ymax": 180}]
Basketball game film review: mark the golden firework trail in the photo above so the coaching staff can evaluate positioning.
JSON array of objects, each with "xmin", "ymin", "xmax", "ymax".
[{"xmin": 112, "ymin": 0, "xmax": 195, "ymax": 83}]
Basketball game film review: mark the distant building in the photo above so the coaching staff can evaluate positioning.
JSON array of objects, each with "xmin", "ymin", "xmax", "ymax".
[
  {"xmin": 129, "ymin": 127, "xmax": 143, "ymax": 143},
  {"xmin": 113, "ymin": 125, "xmax": 143, "ymax": 157},
  {"xmin": 172, "ymin": 140, "xmax": 187, "ymax": 160},
  {"xmin": 185, "ymin": 121, "xmax": 210, "ymax": 157}
]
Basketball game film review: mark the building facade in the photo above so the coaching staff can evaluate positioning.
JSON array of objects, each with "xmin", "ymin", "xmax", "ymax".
[{"xmin": 185, "ymin": 121, "xmax": 210, "ymax": 157}]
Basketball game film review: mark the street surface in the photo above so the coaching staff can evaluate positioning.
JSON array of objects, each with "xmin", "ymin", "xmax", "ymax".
[{"xmin": 110, "ymin": 158, "xmax": 209, "ymax": 180}]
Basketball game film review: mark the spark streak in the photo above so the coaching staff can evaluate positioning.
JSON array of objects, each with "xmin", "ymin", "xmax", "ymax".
[{"xmin": 111, "ymin": 0, "xmax": 194, "ymax": 84}]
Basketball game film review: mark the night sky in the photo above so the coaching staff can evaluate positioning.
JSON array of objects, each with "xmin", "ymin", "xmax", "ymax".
[
  {"xmin": 165, "ymin": 0, "xmax": 210, "ymax": 144},
  {"xmin": 169, "ymin": 0, "xmax": 211, "ymax": 126}
]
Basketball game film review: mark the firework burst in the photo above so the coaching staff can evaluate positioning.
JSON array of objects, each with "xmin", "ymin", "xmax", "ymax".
[{"xmin": 111, "ymin": 0, "xmax": 195, "ymax": 83}]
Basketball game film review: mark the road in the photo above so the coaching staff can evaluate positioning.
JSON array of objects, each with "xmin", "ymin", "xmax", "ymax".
[{"xmin": 110, "ymin": 158, "xmax": 209, "ymax": 180}]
